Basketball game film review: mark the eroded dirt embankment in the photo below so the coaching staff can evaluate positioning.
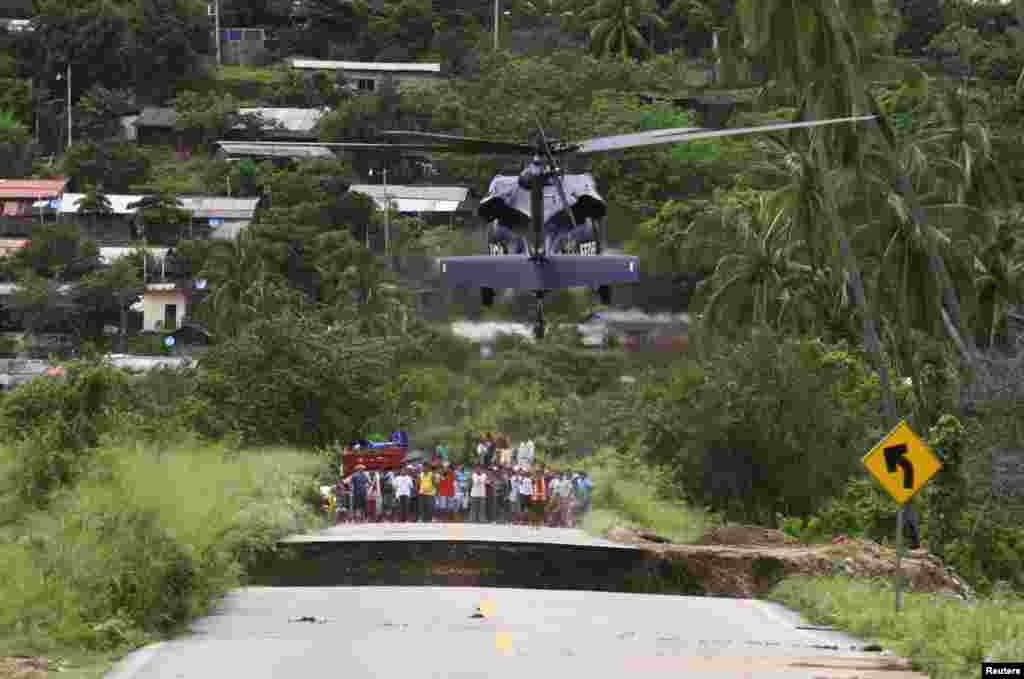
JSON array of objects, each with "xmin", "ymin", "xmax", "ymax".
[{"xmin": 607, "ymin": 525, "xmax": 976, "ymax": 600}]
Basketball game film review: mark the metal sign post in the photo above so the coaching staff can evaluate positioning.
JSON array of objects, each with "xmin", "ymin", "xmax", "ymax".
[{"xmin": 862, "ymin": 419, "xmax": 942, "ymax": 613}]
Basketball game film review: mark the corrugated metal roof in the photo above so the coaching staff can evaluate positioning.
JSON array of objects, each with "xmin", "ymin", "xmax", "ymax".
[
  {"xmin": 179, "ymin": 196, "xmax": 260, "ymax": 220},
  {"xmin": 350, "ymin": 185, "xmax": 469, "ymax": 213},
  {"xmin": 217, "ymin": 142, "xmax": 335, "ymax": 160},
  {"xmin": 60, "ymin": 193, "xmax": 147, "ymax": 215},
  {"xmin": 134, "ymin": 107, "xmax": 178, "ymax": 128},
  {"xmin": 289, "ymin": 59, "xmax": 441, "ymax": 73},
  {"xmin": 0, "ymin": 179, "xmax": 67, "ymax": 199},
  {"xmin": 237, "ymin": 108, "xmax": 326, "ymax": 133}
]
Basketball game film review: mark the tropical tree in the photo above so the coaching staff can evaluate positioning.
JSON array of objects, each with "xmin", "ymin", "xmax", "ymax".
[
  {"xmin": 580, "ymin": 0, "xmax": 667, "ymax": 62},
  {"xmin": 970, "ymin": 209, "xmax": 1024, "ymax": 350},
  {"xmin": 127, "ymin": 192, "xmax": 191, "ymax": 245},
  {"xmin": 699, "ymin": 193, "xmax": 813, "ymax": 333},
  {"xmin": 76, "ymin": 183, "xmax": 114, "ymax": 233}
]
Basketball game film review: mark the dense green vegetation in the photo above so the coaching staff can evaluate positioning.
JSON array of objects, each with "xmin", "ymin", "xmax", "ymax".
[{"xmin": 2, "ymin": 0, "xmax": 1024, "ymax": 673}]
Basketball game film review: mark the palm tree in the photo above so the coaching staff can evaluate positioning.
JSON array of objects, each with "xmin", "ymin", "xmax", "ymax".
[
  {"xmin": 700, "ymin": 195, "xmax": 813, "ymax": 333},
  {"xmin": 198, "ymin": 231, "xmax": 276, "ymax": 338},
  {"xmin": 76, "ymin": 183, "xmax": 114, "ymax": 234},
  {"xmin": 970, "ymin": 209, "xmax": 1024, "ymax": 351},
  {"xmin": 580, "ymin": 0, "xmax": 667, "ymax": 62}
]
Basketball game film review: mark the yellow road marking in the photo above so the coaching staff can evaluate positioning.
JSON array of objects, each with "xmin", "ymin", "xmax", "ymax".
[{"xmin": 495, "ymin": 631, "xmax": 513, "ymax": 653}]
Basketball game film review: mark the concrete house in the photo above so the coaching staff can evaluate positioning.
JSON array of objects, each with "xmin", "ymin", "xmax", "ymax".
[{"xmin": 288, "ymin": 60, "xmax": 442, "ymax": 93}]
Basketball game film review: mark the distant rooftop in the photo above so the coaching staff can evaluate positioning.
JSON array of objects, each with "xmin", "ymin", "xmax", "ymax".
[
  {"xmin": 178, "ymin": 196, "xmax": 260, "ymax": 220},
  {"xmin": 289, "ymin": 59, "xmax": 442, "ymax": 73},
  {"xmin": 237, "ymin": 107, "xmax": 327, "ymax": 133},
  {"xmin": 0, "ymin": 179, "xmax": 67, "ymax": 199},
  {"xmin": 61, "ymin": 193, "xmax": 146, "ymax": 215},
  {"xmin": 134, "ymin": 107, "xmax": 178, "ymax": 128}
]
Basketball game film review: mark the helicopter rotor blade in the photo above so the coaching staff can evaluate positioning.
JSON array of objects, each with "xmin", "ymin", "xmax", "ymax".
[
  {"xmin": 214, "ymin": 140, "xmax": 483, "ymax": 153},
  {"xmin": 378, "ymin": 130, "xmax": 536, "ymax": 155},
  {"xmin": 559, "ymin": 115, "xmax": 875, "ymax": 155}
]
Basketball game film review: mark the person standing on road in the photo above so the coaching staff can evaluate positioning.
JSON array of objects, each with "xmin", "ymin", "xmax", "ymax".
[
  {"xmin": 418, "ymin": 464, "xmax": 437, "ymax": 523},
  {"xmin": 394, "ymin": 467, "xmax": 413, "ymax": 522},
  {"xmin": 530, "ymin": 469, "xmax": 546, "ymax": 528},
  {"xmin": 456, "ymin": 464, "xmax": 470, "ymax": 522},
  {"xmin": 547, "ymin": 472, "xmax": 563, "ymax": 527},
  {"xmin": 409, "ymin": 464, "xmax": 420, "ymax": 521},
  {"xmin": 497, "ymin": 468, "xmax": 512, "ymax": 524},
  {"xmin": 470, "ymin": 465, "xmax": 487, "ymax": 523},
  {"xmin": 439, "ymin": 464, "xmax": 456, "ymax": 522},
  {"xmin": 508, "ymin": 468, "xmax": 520, "ymax": 525},
  {"xmin": 350, "ymin": 464, "xmax": 369, "ymax": 523},
  {"xmin": 517, "ymin": 469, "xmax": 533, "ymax": 526},
  {"xmin": 485, "ymin": 466, "xmax": 498, "ymax": 523},
  {"xmin": 557, "ymin": 472, "xmax": 575, "ymax": 528},
  {"xmin": 477, "ymin": 436, "xmax": 489, "ymax": 467},
  {"xmin": 367, "ymin": 470, "xmax": 382, "ymax": 523},
  {"xmin": 576, "ymin": 471, "xmax": 593, "ymax": 520}
]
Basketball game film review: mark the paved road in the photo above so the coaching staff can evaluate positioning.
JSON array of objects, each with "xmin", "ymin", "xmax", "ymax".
[
  {"xmin": 106, "ymin": 587, "xmax": 926, "ymax": 679},
  {"xmin": 283, "ymin": 521, "xmax": 639, "ymax": 549}
]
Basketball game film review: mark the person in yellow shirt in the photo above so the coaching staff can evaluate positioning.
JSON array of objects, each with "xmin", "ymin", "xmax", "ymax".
[{"xmin": 418, "ymin": 465, "xmax": 437, "ymax": 523}]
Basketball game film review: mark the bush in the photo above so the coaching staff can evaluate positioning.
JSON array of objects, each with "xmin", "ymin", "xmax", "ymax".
[
  {"xmin": 0, "ymin": 361, "xmax": 129, "ymax": 508},
  {"xmin": 639, "ymin": 331, "xmax": 887, "ymax": 526},
  {"xmin": 193, "ymin": 312, "xmax": 395, "ymax": 448},
  {"xmin": 0, "ymin": 441, "xmax": 319, "ymax": 652}
]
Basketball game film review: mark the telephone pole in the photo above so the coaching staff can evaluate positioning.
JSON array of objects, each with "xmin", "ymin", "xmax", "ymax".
[
  {"xmin": 494, "ymin": 0, "xmax": 499, "ymax": 50},
  {"xmin": 214, "ymin": 0, "xmax": 221, "ymax": 66}
]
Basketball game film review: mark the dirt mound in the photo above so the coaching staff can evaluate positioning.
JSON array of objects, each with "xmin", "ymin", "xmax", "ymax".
[
  {"xmin": 696, "ymin": 524, "xmax": 800, "ymax": 547},
  {"xmin": 0, "ymin": 657, "xmax": 48, "ymax": 679},
  {"xmin": 609, "ymin": 527, "xmax": 974, "ymax": 599}
]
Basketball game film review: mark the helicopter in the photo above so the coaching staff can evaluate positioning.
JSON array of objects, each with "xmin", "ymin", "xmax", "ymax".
[{"xmin": 218, "ymin": 112, "xmax": 875, "ymax": 339}]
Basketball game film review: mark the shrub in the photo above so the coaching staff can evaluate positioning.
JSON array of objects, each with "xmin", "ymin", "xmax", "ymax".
[
  {"xmin": 0, "ymin": 442, "xmax": 319, "ymax": 652},
  {"xmin": 639, "ymin": 331, "xmax": 885, "ymax": 525},
  {"xmin": 0, "ymin": 360, "xmax": 129, "ymax": 508}
]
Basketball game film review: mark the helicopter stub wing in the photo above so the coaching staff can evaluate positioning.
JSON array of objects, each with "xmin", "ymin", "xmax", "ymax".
[{"xmin": 438, "ymin": 254, "xmax": 640, "ymax": 291}]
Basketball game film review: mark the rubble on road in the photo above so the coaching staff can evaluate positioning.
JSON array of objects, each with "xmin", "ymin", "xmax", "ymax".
[{"xmin": 607, "ymin": 525, "xmax": 975, "ymax": 600}]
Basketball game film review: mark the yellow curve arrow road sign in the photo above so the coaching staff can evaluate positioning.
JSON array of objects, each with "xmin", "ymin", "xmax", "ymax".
[{"xmin": 862, "ymin": 420, "xmax": 943, "ymax": 504}]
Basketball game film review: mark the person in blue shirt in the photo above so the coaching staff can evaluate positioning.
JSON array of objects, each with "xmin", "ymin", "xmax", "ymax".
[
  {"xmin": 575, "ymin": 471, "xmax": 594, "ymax": 519},
  {"xmin": 455, "ymin": 465, "xmax": 470, "ymax": 521},
  {"xmin": 350, "ymin": 465, "xmax": 369, "ymax": 523}
]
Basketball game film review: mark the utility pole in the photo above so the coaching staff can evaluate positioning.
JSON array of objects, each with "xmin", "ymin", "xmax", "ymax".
[
  {"xmin": 56, "ymin": 65, "xmax": 72, "ymax": 150},
  {"xmin": 494, "ymin": 0, "xmax": 499, "ymax": 50},
  {"xmin": 383, "ymin": 167, "xmax": 390, "ymax": 254},
  {"xmin": 214, "ymin": 0, "xmax": 221, "ymax": 66}
]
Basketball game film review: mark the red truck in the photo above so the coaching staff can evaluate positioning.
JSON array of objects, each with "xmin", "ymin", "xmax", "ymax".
[{"xmin": 340, "ymin": 432, "xmax": 412, "ymax": 477}]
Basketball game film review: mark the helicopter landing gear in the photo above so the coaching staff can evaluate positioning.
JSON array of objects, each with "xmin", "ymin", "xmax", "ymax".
[
  {"xmin": 481, "ymin": 286, "xmax": 496, "ymax": 307},
  {"xmin": 533, "ymin": 290, "xmax": 547, "ymax": 339}
]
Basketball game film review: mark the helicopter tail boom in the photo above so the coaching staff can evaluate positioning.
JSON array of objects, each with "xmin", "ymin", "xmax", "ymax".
[{"xmin": 438, "ymin": 254, "xmax": 640, "ymax": 291}]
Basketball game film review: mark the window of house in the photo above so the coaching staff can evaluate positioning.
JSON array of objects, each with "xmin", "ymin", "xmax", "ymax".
[
  {"xmin": 357, "ymin": 78, "xmax": 375, "ymax": 92},
  {"xmin": 225, "ymin": 29, "xmax": 242, "ymax": 42}
]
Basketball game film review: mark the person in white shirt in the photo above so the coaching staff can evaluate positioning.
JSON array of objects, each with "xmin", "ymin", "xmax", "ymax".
[
  {"xmin": 477, "ymin": 438, "xmax": 489, "ymax": 466},
  {"xmin": 393, "ymin": 467, "xmax": 414, "ymax": 522},
  {"xmin": 556, "ymin": 472, "xmax": 575, "ymax": 527},
  {"xmin": 517, "ymin": 469, "xmax": 534, "ymax": 525},
  {"xmin": 470, "ymin": 465, "xmax": 487, "ymax": 523}
]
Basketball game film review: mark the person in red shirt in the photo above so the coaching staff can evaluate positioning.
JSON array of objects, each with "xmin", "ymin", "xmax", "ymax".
[{"xmin": 438, "ymin": 465, "xmax": 456, "ymax": 522}]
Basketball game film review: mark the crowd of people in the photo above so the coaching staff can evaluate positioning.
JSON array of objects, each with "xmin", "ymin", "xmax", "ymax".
[{"xmin": 326, "ymin": 435, "xmax": 594, "ymax": 528}]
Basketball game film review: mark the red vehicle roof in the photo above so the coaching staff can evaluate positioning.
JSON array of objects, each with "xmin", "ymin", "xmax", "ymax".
[
  {"xmin": 0, "ymin": 179, "xmax": 68, "ymax": 199},
  {"xmin": 342, "ymin": 446, "xmax": 408, "ymax": 477}
]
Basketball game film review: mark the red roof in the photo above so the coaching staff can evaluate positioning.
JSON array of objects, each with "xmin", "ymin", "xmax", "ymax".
[{"xmin": 0, "ymin": 179, "xmax": 68, "ymax": 199}]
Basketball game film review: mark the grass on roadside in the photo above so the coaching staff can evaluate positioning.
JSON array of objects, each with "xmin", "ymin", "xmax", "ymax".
[
  {"xmin": 769, "ymin": 576, "xmax": 1024, "ymax": 679},
  {"xmin": 582, "ymin": 448, "xmax": 713, "ymax": 544},
  {"xmin": 0, "ymin": 438, "xmax": 320, "ymax": 677}
]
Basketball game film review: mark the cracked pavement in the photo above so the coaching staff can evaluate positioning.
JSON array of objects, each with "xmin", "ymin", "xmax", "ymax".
[{"xmin": 106, "ymin": 587, "xmax": 928, "ymax": 678}]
